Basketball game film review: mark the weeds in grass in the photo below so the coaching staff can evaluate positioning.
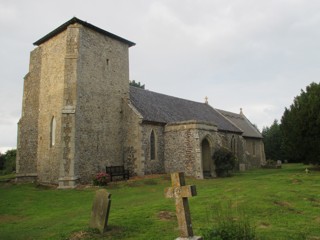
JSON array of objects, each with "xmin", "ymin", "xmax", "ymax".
[
  {"xmin": 161, "ymin": 174, "xmax": 171, "ymax": 181},
  {"xmin": 202, "ymin": 202, "xmax": 257, "ymax": 240},
  {"xmin": 126, "ymin": 181, "xmax": 142, "ymax": 187},
  {"xmin": 107, "ymin": 182, "xmax": 121, "ymax": 189},
  {"xmin": 35, "ymin": 183, "xmax": 56, "ymax": 190},
  {"xmin": 285, "ymin": 232, "xmax": 308, "ymax": 240},
  {"xmin": 143, "ymin": 179, "xmax": 158, "ymax": 185}
]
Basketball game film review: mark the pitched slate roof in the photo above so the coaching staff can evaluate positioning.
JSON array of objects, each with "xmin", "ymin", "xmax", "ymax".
[
  {"xmin": 129, "ymin": 86, "xmax": 242, "ymax": 133},
  {"xmin": 217, "ymin": 109, "xmax": 263, "ymax": 139},
  {"xmin": 34, "ymin": 17, "xmax": 135, "ymax": 47}
]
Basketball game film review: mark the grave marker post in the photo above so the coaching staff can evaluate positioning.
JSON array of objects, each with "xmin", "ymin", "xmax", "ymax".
[{"xmin": 165, "ymin": 172, "xmax": 202, "ymax": 240}]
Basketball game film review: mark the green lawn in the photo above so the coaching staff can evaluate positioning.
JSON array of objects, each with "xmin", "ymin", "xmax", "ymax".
[{"xmin": 0, "ymin": 164, "xmax": 319, "ymax": 240}]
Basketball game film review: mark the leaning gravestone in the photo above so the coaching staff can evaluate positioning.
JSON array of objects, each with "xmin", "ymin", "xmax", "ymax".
[
  {"xmin": 89, "ymin": 189, "xmax": 111, "ymax": 233},
  {"xmin": 164, "ymin": 172, "xmax": 203, "ymax": 240}
]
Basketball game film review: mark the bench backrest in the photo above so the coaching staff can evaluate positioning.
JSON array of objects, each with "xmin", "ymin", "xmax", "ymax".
[{"xmin": 106, "ymin": 166, "xmax": 125, "ymax": 174}]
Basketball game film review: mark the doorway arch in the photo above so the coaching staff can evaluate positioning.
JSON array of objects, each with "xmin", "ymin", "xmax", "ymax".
[{"xmin": 201, "ymin": 138, "xmax": 211, "ymax": 178}]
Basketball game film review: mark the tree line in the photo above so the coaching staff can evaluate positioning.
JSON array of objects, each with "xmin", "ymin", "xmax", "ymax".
[
  {"xmin": 0, "ymin": 149, "xmax": 16, "ymax": 175},
  {"xmin": 262, "ymin": 82, "xmax": 320, "ymax": 165}
]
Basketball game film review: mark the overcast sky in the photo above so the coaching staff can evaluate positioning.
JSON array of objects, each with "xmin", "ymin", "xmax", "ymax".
[{"xmin": 1, "ymin": 0, "xmax": 319, "ymax": 152}]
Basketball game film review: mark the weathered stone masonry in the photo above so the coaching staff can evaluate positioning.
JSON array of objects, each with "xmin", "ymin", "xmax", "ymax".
[
  {"xmin": 16, "ymin": 47, "xmax": 42, "ymax": 181},
  {"xmin": 74, "ymin": 24, "xmax": 131, "ymax": 184},
  {"xmin": 17, "ymin": 18, "xmax": 266, "ymax": 187},
  {"xmin": 17, "ymin": 18, "xmax": 134, "ymax": 187},
  {"xmin": 164, "ymin": 121, "xmax": 220, "ymax": 179},
  {"xmin": 122, "ymin": 100, "xmax": 143, "ymax": 176},
  {"xmin": 141, "ymin": 123, "xmax": 165, "ymax": 175}
]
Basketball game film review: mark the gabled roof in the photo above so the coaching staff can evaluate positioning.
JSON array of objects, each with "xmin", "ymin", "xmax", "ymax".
[
  {"xmin": 130, "ymin": 86, "xmax": 242, "ymax": 133},
  {"xmin": 34, "ymin": 17, "xmax": 135, "ymax": 47},
  {"xmin": 217, "ymin": 109, "xmax": 263, "ymax": 139}
]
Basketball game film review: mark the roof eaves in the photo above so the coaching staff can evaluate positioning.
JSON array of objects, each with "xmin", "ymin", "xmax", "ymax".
[
  {"xmin": 217, "ymin": 129, "xmax": 243, "ymax": 134},
  {"xmin": 142, "ymin": 120, "xmax": 167, "ymax": 126},
  {"xmin": 33, "ymin": 17, "xmax": 136, "ymax": 47}
]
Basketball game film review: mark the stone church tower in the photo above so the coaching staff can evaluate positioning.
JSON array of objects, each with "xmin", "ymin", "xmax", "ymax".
[
  {"xmin": 16, "ymin": 18, "xmax": 135, "ymax": 188},
  {"xmin": 17, "ymin": 18, "xmax": 266, "ymax": 188}
]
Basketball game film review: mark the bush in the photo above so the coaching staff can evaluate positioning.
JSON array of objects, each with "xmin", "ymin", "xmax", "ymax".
[
  {"xmin": 0, "ymin": 153, "xmax": 4, "ymax": 170},
  {"xmin": 213, "ymin": 148, "xmax": 236, "ymax": 177},
  {"xmin": 0, "ymin": 149, "xmax": 16, "ymax": 175},
  {"xmin": 202, "ymin": 203, "xmax": 257, "ymax": 240},
  {"xmin": 92, "ymin": 172, "xmax": 110, "ymax": 186}
]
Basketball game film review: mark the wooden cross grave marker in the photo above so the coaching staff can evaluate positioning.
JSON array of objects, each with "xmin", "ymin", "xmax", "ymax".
[{"xmin": 164, "ymin": 172, "xmax": 202, "ymax": 240}]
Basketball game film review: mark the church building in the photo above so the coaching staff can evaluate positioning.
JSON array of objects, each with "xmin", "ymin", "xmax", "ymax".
[{"xmin": 16, "ymin": 18, "xmax": 265, "ymax": 188}]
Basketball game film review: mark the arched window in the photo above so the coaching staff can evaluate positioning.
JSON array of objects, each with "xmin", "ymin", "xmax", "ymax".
[
  {"xmin": 150, "ymin": 130, "xmax": 156, "ymax": 160},
  {"xmin": 50, "ymin": 116, "xmax": 56, "ymax": 147},
  {"xmin": 252, "ymin": 141, "xmax": 256, "ymax": 156},
  {"xmin": 231, "ymin": 135, "xmax": 236, "ymax": 155},
  {"xmin": 202, "ymin": 138, "xmax": 211, "ymax": 176}
]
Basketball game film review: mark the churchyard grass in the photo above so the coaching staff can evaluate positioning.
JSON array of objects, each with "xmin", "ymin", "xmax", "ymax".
[
  {"xmin": 0, "ymin": 173, "xmax": 15, "ymax": 181},
  {"xmin": 0, "ymin": 164, "xmax": 319, "ymax": 239}
]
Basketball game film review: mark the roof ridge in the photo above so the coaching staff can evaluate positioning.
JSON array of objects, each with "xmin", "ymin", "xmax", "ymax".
[
  {"xmin": 130, "ymin": 86, "xmax": 208, "ymax": 106},
  {"xmin": 217, "ymin": 108, "xmax": 242, "ymax": 117},
  {"xmin": 34, "ymin": 17, "xmax": 135, "ymax": 47}
]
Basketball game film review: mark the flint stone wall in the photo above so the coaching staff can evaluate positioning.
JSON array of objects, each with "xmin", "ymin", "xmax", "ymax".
[
  {"xmin": 74, "ymin": 24, "xmax": 130, "ymax": 183},
  {"xmin": 244, "ymin": 138, "xmax": 266, "ymax": 169},
  {"xmin": 122, "ymin": 101, "xmax": 144, "ymax": 176},
  {"xmin": 141, "ymin": 123, "xmax": 165, "ymax": 175},
  {"xmin": 164, "ymin": 121, "xmax": 220, "ymax": 179},
  {"xmin": 17, "ymin": 22, "xmax": 131, "ymax": 186},
  {"xmin": 35, "ymin": 30, "xmax": 67, "ymax": 184},
  {"xmin": 16, "ymin": 47, "xmax": 42, "ymax": 180}
]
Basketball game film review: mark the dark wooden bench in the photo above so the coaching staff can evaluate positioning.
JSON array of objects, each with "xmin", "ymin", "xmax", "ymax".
[{"xmin": 106, "ymin": 166, "xmax": 129, "ymax": 181}]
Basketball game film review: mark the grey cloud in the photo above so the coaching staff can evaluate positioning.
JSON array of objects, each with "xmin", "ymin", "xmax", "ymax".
[{"xmin": 1, "ymin": 0, "xmax": 319, "ymax": 147}]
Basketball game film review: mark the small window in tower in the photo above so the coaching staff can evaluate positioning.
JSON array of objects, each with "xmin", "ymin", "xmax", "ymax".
[
  {"xmin": 150, "ymin": 130, "xmax": 156, "ymax": 160},
  {"xmin": 106, "ymin": 58, "xmax": 109, "ymax": 65},
  {"xmin": 50, "ymin": 116, "xmax": 56, "ymax": 147}
]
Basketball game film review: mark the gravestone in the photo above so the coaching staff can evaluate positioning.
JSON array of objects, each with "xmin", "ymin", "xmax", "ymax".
[
  {"xmin": 164, "ymin": 172, "xmax": 202, "ymax": 240},
  {"xmin": 239, "ymin": 163, "xmax": 246, "ymax": 172},
  {"xmin": 89, "ymin": 189, "xmax": 111, "ymax": 233},
  {"xmin": 276, "ymin": 160, "xmax": 282, "ymax": 168}
]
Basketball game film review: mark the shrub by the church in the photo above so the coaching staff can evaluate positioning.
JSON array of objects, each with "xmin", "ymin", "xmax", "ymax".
[
  {"xmin": 92, "ymin": 172, "xmax": 111, "ymax": 186},
  {"xmin": 213, "ymin": 148, "xmax": 236, "ymax": 177}
]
